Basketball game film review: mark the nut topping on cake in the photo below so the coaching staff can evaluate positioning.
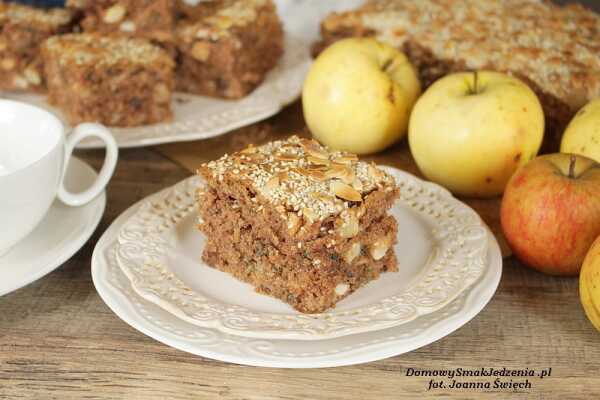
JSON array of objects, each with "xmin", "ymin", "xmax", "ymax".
[
  {"xmin": 331, "ymin": 181, "xmax": 362, "ymax": 202},
  {"xmin": 201, "ymin": 136, "xmax": 395, "ymax": 221}
]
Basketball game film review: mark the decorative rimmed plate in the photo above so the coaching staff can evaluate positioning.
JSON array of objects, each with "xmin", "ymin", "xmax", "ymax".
[
  {"xmin": 0, "ymin": 158, "xmax": 105, "ymax": 296},
  {"xmin": 92, "ymin": 200, "xmax": 502, "ymax": 368},
  {"xmin": 115, "ymin": 167, "xmax": 489, "ymax": 340}
]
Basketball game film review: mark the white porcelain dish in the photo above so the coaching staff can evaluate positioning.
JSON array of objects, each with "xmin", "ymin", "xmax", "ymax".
[{"xmin": 93, "ymin": 198, "xmax": 502, "ymax": 367}]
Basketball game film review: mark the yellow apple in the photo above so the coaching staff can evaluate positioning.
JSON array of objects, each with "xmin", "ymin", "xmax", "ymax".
[
  {"xmin": 580, "ymin": 236, "xmax": 600, "ymax": 332},
  {"xmin": 561, "ymin": 98, "xmax": 600, "ymax": 162},
  {"xmin": 408, "ymin": 71, "xmax": 545, "ymax": 197},
  {"xmin": 302, "ymin": 38, "xmax": 421, "ymax": 155}
]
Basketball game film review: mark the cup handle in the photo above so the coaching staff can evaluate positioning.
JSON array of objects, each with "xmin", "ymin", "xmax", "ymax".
[{"xmin": 57, "ymin": 123, "xmax": 119, "ymax": 207}]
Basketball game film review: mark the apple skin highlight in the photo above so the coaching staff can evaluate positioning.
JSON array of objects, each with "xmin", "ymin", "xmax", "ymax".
[
  {"xmin": 302, "ymin": 38, "xmax": 421, "ymax": 155},
  {"xmin": 408, "ymin": 71, "xmax": 544, "ymax": 198}
]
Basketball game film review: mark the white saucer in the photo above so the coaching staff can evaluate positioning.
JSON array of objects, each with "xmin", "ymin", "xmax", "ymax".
[
  {"xmin": 92, "ymin": 189, "xmax": 502, "ymax": 368},
  {"xmin": 0, "ymin": 157, "xmax": 105, "ymax": 296}
]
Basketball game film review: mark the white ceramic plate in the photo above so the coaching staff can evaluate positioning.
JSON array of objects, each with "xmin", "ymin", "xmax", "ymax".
[
  {"xmin": 92, "ymin": 199, "xmax": 502, "ymax": 368},
  {"xmin": 0, "ymin": 157, "xmax": 105, "ymax": 296},
  {"xmin": 115, "ymin": 167, "xmax": 489, "ymax": 340}
]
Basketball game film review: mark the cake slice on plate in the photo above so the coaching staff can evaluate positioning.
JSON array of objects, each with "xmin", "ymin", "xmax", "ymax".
[{"xmin": 197, "ymin": 136, "xmax": 399, "ymax": 313}]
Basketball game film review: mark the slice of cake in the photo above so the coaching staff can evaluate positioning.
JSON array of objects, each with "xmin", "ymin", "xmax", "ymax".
[
  {"xmin": 41, "ymin": 33, "xmax": 174, "ymax": 126},
  {"xmin": 197, "ymin": 136, "xmax": 399, "ymax": 313},
  {"xmin": 317, "ymin": 0, "xmax": 600, "ymax": 148},
  {"xmin": 175, "ymin": 0, "xmax": 283, "ymax": 99},
  {"xmin": 0, "ymin": 2, "xmax": 74, "ymax": 92},
  {"xmin": 66, "ymin": 0, "xmax": 175, "ymax": 44}
]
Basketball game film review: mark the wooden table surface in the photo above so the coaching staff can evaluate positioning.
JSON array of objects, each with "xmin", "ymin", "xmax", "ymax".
[{"xmin": 1, "ymin": 101, "xmax": 599, "ymax": 400}]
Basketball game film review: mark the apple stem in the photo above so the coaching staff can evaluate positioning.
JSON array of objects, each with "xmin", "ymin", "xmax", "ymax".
[
  {"xmin": 473, "ymin": 71, "xmax": 479, "ymax": 94},
  {"xmin": 569, "ymin": 155, "xmax": 577, "ymax": 179}
]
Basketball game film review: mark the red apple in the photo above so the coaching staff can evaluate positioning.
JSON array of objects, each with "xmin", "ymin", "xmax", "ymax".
[{"xmin": 501, "ymin": 153, "xmax": 600, "ymax": 275}]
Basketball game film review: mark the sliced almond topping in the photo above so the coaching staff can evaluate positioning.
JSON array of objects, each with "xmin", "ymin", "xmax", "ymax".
[
  {"xmin": 326, "ymin": 164, "xmax": 355, "ymax": 184},
  {"xmin": 294, "ymin": 167, "xmax": 311, "ymax": 177},
  {"xmin": 334, "ymin": 154, "xmax": 358, "ymax": 164},
  {"xmin": 307, "ymin": 169, "xmax": 327, "ymax": 181},
  {"xmin": 297, "ymin": 167, "xmax": 326, "ymax": 181},
  {"xmin": 103, "ymin": 4, "xmax": 127, "ymax": 24},
  {"xmin": 344, "ymin": 243, "xmax": 361, "ymax": 264},
  {"xmin": 331, "ymin": 180, "xmax": 362, "ymax": 202},
  {"xmin": 306, "ymin": 164, "xmax": 329, "ymax": 172},
  {"xmin": 286, "ymin": 212, "xmax": 301, "ymax": 235},
  {"xmin": 301, "ymin": 139, "xmax": 329, "ymax": 159},
  {"xmin": 274, "ymin": 153, "xmax": 297, "ymax": 162},
  {"xmin": 0, "ymin": 40, "xmax": 7, "ymax": 52},
  {"xmin": 369, "ymin": 237, "xmax": 392, "ymax": 260},
  {"xmin": 311, "ymin": 191, "xmax": 335, "ymax": 203},
  {"xmin": 307, "ymin": 155, "xmax": 330, "ymax": 166}
]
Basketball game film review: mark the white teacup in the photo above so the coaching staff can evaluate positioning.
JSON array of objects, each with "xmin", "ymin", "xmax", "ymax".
[{"xmin": 0, "ymin": 100, "xmax": 118, "ymax": 256}]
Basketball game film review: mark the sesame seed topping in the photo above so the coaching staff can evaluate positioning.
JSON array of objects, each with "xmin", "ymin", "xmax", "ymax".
[{"xmin": 199, "ymin": 135, "xmax": 396, "ymax": 222}]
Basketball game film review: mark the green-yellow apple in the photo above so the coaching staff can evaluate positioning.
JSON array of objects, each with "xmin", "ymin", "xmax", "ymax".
[
  {"xmin": 408, "ymin": 71, "xmax": 544, "ymax": 197},
  {"xmin": 580, "ymin": 236, "xmax": 600, "ymax": 332},
  {"xmin": 561, "ymin": 98, "xmax": 600, "ymax": 162},
  {"xmin": 302, "ymin": 38, "xmax": 421, "ymax": 155},
  {"xmin": 501, "ymin": 153, "xmax": 600, "ymax": 276}
]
